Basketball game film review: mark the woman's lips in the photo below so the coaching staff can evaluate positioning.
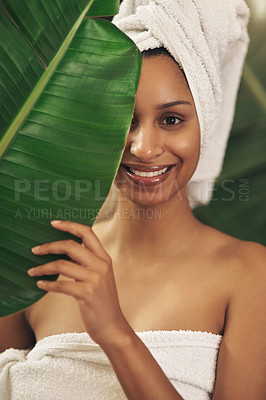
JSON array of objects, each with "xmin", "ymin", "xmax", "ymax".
[{"xmin": 121, "ymin": 164, "xmax": 175, "ymax": 186}]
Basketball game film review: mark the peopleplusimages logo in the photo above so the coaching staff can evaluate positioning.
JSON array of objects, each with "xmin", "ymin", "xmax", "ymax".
[{"xmin": 13, "ymin": 177, "xmax": 250, "ymax": 207}]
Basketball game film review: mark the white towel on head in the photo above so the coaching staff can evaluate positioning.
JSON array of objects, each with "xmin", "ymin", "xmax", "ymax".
[{"xmin": 113, "ymin": 0, "xmax": 250, "ymax": 207}]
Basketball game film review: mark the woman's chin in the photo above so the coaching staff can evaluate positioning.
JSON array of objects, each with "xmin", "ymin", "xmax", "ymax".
[{"xmin": 116, "ymin": 186, "xmax": 185, "ymax": 209}]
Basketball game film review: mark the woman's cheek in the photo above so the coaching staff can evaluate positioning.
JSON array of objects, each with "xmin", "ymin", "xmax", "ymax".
[{"xmin": 171, "ymin": 140, "xmax": 200, "ymax": 184}]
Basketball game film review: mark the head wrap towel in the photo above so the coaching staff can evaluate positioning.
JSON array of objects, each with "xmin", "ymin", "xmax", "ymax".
[{"xmin": 113, "ymin": 0, "xmax": 250, "ymax": 207}]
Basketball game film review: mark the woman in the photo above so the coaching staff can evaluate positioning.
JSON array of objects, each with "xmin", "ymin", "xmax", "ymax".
[{"xmin": 0, "ymin": 1, "xmax": 265, "ymax": 399}]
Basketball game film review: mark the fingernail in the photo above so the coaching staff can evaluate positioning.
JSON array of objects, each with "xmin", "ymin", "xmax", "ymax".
[
  {"xmin": 32, "ymin": 246, "xmax": 41, "ymax": 253},
  {"xmin": 51, "ymin": 220, "xmax": 62, "ymax": 225},
  {"xmin": 27, "ymin": 268, "xmax": 35, "ymax": 275},
  {"xmin": 37, "ymin": 280, "xmax": 45, "ymax": 287}
]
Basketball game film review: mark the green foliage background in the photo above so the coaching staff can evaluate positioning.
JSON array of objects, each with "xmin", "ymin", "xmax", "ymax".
[{"xmin": 193, "ymin": 0, "xmax": 266, "ymax": 245}]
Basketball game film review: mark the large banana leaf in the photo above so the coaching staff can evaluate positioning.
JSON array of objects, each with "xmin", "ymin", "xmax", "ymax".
[
  {"xmin": 0, "ymin": 0, "xmax": 142, "ymax": 316},
  {"xmin": 194, "ymin": 0, "xmax": 266, "ymax": 245}
]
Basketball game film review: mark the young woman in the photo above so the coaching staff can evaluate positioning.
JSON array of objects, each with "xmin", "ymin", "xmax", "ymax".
[{"xmin": 0, "ymin": 1, "xmax": 265, "ymax": 400}]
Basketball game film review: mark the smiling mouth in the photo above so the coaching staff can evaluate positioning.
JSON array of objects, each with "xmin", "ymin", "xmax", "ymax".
[
  {"xmin": 121, "ymin": 164, "xmax": 175, "ymax": 186},
  {"xmin": 126, "ymin": 165, "xmax": 171, "ymax": 177}
]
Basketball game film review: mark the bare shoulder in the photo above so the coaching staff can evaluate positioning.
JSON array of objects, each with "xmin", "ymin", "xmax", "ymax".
[
  {"xmin": 229, "ymin": 238, "xmax": 266, "ymax": 297},
  {"xmin": 200, "ymin": 223, "xmax": 265, "ymax": 277},
  {"xmin": 0, "ymin": 309, "xmax": 35, "ymax": 353},
  {"xmin": 236, "ymin": 237, "xmax": 266, "ymax": 265},
  {"xmin": 201, "ymin": 224, "xmax": 266, "ymax": 328},
  {"xmin": 221, "ymin": 234, "xmax": 266, "ymax": 306}
]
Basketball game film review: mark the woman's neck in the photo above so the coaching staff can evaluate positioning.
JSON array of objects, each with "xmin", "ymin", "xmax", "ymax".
[{"xmin": 106, "ymin": 187, "xmax": 202, "ymax": 265}]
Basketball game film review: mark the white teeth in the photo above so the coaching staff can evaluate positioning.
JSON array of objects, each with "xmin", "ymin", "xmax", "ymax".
[{"xmin": 129, "ymin": 166, "xmax": 169, "ymax": 177}]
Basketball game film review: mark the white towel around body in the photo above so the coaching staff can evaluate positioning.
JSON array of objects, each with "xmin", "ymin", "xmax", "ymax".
[{"xmin": 0, "ymin": 330, "xmax": 222, "ymax": 400}]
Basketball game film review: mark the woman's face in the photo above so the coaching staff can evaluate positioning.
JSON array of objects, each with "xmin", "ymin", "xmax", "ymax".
[{"xmin": 115, "ymin": 54, "xmax": 200, "ymax": 207}]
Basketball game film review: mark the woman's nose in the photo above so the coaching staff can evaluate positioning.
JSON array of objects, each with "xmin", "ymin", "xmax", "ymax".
[{"xmin": 129, "ymin": 126, "xmax": 164, "ymax": 161}]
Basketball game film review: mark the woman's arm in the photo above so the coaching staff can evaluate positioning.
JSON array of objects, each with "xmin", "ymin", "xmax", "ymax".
[
  {"xmin": 0, "ymin": 310, "xmax": 35, "ymax": 353},
  {"xmin": 212, "ymin": 243, "xmax": 266, "ymax": 400},
  {"xmin": 101, "ymin": 326, "xmax": 183, "ymax": 400}
]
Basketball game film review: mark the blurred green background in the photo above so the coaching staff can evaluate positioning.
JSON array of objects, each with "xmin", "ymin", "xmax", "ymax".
[{"xmin": 194, "ymin": 0, "xmax": 266, "ymax": 245}]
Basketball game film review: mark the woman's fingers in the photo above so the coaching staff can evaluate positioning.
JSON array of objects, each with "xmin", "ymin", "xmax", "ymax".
[
  {"xmin": 28, "ymin": 260, "xmax": 93, "ymax": 282},
  {"xmin": 30, "ymin": 220, "xmax": 113, "ymax": 279},
  {"xmin": 50, "ymin": 220, "xmax": 110, "ymax": 263},
  {"xmin": 31, "ymin": 239, "xmax": 99, "ymax": 268},
  {"xmin": 36, "ymin": 279, "xmax": 91, "ymax": 301}
]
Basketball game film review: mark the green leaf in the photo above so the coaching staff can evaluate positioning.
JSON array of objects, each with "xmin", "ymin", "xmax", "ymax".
[
  {"xmin": 87, "ymin": 0, "xmax": 120, "ymax": 16},
  {"xmin": 194, "ymin": 0, "xmax": 266, "ymax": 245},
  {"xmin": 0, "ymin": 1, "xmax": 142, "ymax": 316},
  {"xmin": 0, "ymin": 0, "xmax": 94, "ymax": 136}
]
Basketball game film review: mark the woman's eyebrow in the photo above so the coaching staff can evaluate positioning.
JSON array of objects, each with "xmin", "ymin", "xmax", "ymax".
[{"xmin": 156, "ymin": 100, "xmax": 192, "ymax": 109}]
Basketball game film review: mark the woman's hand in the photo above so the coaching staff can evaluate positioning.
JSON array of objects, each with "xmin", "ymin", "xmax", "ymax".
[{"xmin": 27, "ymin": 220, "xmax": 131, "ymax": 347}]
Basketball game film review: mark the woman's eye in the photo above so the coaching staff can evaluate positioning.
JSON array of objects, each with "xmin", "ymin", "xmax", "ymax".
[{"xmin": 162, "ymin": 116, "xmax": 181, "ymax": 125}]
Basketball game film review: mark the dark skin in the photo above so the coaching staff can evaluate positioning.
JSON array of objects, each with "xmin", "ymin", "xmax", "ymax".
[{"xmin": 0, "ymin": 55, "xmax": 265, "ymax": 399}]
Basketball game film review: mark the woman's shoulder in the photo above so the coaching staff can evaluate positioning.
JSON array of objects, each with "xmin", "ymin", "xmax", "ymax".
[
  {"xmin": 0, "ymin": 310, "xmax": 35, "ymax": 353},
  {"xmin": 234, "ymin": 238, "xmax": 266, "ymax": 271},
  {"xmin": 200, "ymin": 223, "xmax": 266, "ymax": 281}
]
